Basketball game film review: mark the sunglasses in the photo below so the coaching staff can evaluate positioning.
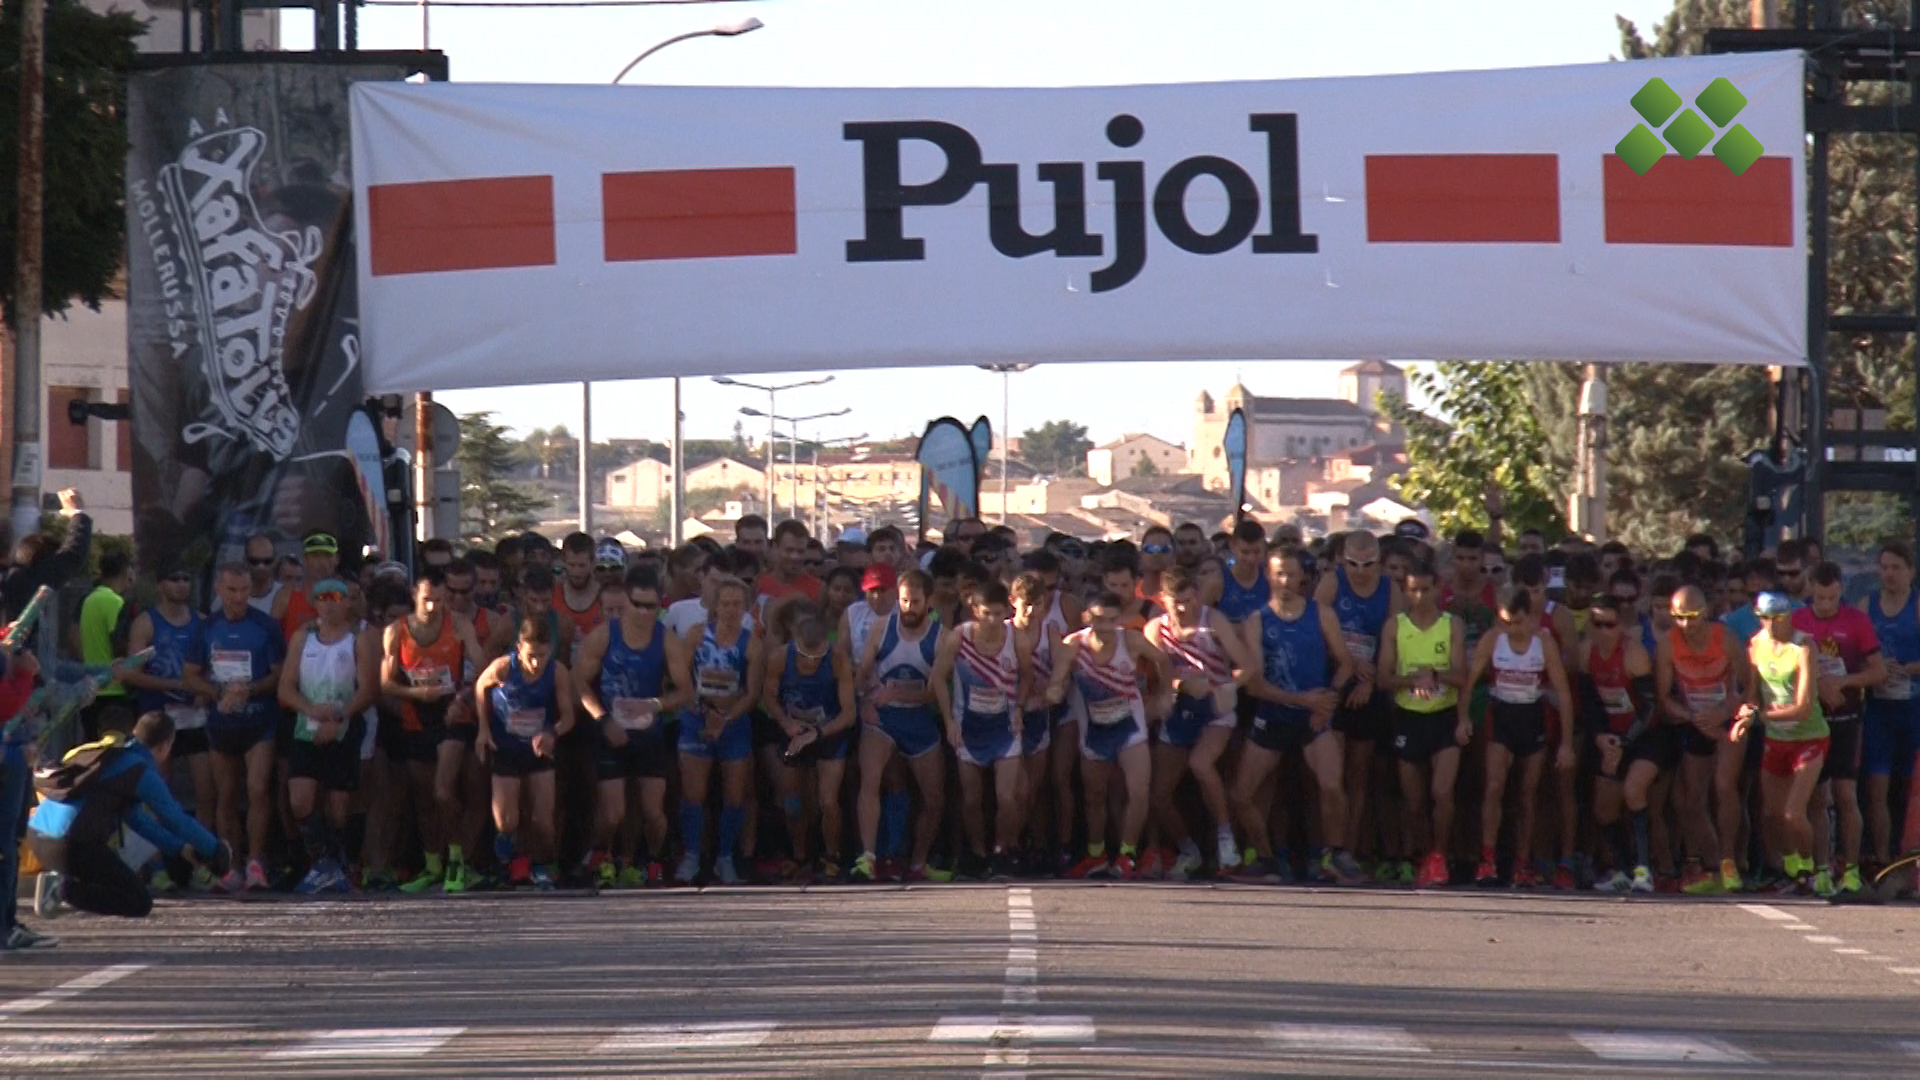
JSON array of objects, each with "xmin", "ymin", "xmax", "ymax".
[
  {"xmin": 447, "ymin": 584, "xmax": 473, "ymax": 596},
  {"xmin": 1673, "ymin": 610, "xmax": 1705, "ymax": 621},
  {"xmin": 247, "ymin": 556, "xmax": 276, "ymax": 567},
  {"xmin": 1143, "ymin": 543, "xmax": 1172, "ymax": 555},
  {"xmin": 1590, "ymin": 617, "xmax": 1619, "ymax": 630},
  {"xmin": 314, "ymin": 591, "xmax": 348, "ymax": 602},
  {"xmin": 1057, "ymin": 544, "xmax": 1086, "ymax": 559}
]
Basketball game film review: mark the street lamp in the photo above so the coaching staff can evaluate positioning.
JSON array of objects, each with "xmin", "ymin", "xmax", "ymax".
[
  {"xmin": 977, "ymin": 363, "xmax": 1034, "ymax": 522},
  {"xmin": 713, "ymin": 374, "xmax": 833, "ymax": 517},
  {"xmin": 740, "ymin": 405, "xmax": 851, "ymax": 520},
  {"xmin": 809, "ymin": 432, "xmax": 868, "ymax": 538},
  {"xmin": 596, "ymin": 16, "xmax": 766, "ymax": 543}
]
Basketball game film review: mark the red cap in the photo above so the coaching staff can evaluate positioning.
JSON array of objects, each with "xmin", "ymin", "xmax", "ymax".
[{"xmin": 861, "ymin": 563, "xmax": 897, "ymax": 592}]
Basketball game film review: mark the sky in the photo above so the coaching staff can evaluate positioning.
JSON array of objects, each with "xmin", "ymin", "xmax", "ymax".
[{"xmin": 286, "ymin": 0, "xmax": 1684, "ymax": 450}]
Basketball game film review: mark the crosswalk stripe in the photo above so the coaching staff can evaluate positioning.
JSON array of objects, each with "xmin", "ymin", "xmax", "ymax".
[
  {"xmin": 0, "ymin": 1032, "xmax": 155, "ymax": 1067},
  {"xmin": 1265, "ymin": 1023, "xmax": 1430, "ymax": 1055},
  {"xmin": 1898, "ymin": 1039, "xmax": 1920, "ymax": 1057},
  {"xmin": 930, "ymin": 1016, "xmax": 1095, "ymax": 1043},
  {"xmin": 594, "ymin": 1022, "xmax": 777, "ymax": 1052},
  {"xmin": 265, "ymin": 1028, "xmax": 465, "ymax": 1060},
  {"xmin": 1736, "ymin": 903, "xmax": 1797, "ymax": 921},
  {"xmin": 1572, "ymin": 1032, "xmax": 1760, "ymax": 1064}
]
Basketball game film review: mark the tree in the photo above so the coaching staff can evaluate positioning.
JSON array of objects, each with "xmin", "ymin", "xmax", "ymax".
[
  {"xmin": 1383, "ymin": 364, "xmax": 1566, "ymax": 539},
  {"xmin": 457, "ymin": 411, "xmax": 547, "ymax": 543},
  {"xmin": 1020, "ymin": 420, "xmax": 1093, "ymax": 477},
  {"xmin": 0, "ymin": 0, "xmax": 142, "ymax": 322},
  {"xmin": 1132, "ymin": 454, "xmax": 1160, "ymax": 478}
]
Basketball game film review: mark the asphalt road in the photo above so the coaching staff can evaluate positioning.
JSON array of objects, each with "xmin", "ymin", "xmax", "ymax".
[{"xmin": 2, "ymin": 883, "xmax": 1918, "ymax": 1077}]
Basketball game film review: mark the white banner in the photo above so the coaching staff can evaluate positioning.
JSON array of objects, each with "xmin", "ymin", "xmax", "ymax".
[{"xmin": 351, "ymin": 51, "xmax": 1806, "ymax": 393}]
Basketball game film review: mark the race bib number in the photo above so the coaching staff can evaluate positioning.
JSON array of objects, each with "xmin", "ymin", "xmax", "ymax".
[
  {"xmin": 1343, "ymin": 631, "xmax": 1377, "ymax": 664},
  {"xmin": 164, "ymin": 704, "xmax": 208, "ymax": 731},
  {"xmin": 211, "ymin": 649, "xmax": 252, "ymax": 685},
  {"xmin": 611, "ymin": 697, "xmax": 656, "ymax": 731},
  {"xmin": 1087, "ymin": 695, "xmax": 1133, "ymax": 727},
  {"xmin": 697, "ymin": 667, "xmax": 741, "ymax": 699},
  {"xmin": 1882, "ymin": 671, "xmax": 1912, "ymax": 700},
  {"xmin": 1819, "ymin": 653, "xmax": 1848, "ymax": 680},
  {"xmin": 788, "ymin": 703, "xmax": 828, "ymax": 726},
  {"xmin": 1597, "ymin": 686, "xmax": 1632, "ymax": 714},
  {"xmin": 967, "ymin": 685, "xmax": 1009, "ymax": 716},
  {"xmin": 1493, "ymin": 669, "xmax": 1540, "ymax": 704},
  {"xmin": 506, "ymin": 707, "xmax": 546, "ymax": 738},
  {"xmin": 1684, "ymin": 683, "xmax": 1727, "ymax": 714},
  {"xmin": 886, "ymin": 676, "xmax": 927, "ymax": 698},
  {"xmin": 408, "ymin": 663, "xmax": 453, "ymax": 693}
]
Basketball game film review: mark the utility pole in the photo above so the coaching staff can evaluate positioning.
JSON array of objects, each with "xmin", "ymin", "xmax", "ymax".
[
  {"xmin": 579, "ymin": 385, "xmax": 592, "ymax": 534},
  {"xmin": 9, "ymin": 0, "xmax": 45, "ymax": 544}
]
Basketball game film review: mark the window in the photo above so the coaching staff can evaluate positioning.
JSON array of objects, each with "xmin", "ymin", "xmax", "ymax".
[{"xmin": 47, "ymin": 387, "xmax": 90, "ymax": 470}]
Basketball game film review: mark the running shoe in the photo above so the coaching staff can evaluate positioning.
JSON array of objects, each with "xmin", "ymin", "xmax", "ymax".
[
  {"xmin": 1065, "ymin": 855, "xmax": 1110, "ymax": 880},
  {"xmin": 1551, "ymin": 861, "xmax": 1577, "ymax": 891},
  {"xmin": 1138, "ymin": 848, "xmax": 1166, "ymax": 881},
  {"xmin": 880, "ymin": 857, "xmax": 906, "ymax": 883},
  {"xmin": 644, "ymin": 862, "xmax": 666, "ymax": 887},
  {"xmin": 149, "ymin": 869, "xmax": 178, "ymax": 894},
  {"xmin": 189, "ymin": 867, "xmax": 218, "ymax": 893},
  {"xmin": 532, "ymin": 864, "xmax": 557, "ymax": 891},
  {"xmin": 1839, "ymin": 865, "xmax": 1864, "ymax": 894},
  {"xmin": 818, "ymin": 860, "xmax": 845, "ymax": 884},
  {"xmin": 1302, "ymin": 849, "xmax": 1331, "ymax": 884},
  {"xmin": 1416, "ymin": 852, "xmax": 1449, "ymax": 889},
  {"xmin": 1593, "ymin": 869, "xmax": 1632, "ymax": 894},
  {"xmin": 508, "ymin": 855, "xmax": 534, "ymax": 888},
  {"xmin": 218, "ymin": 868, "xmax": 247, "ymax": 893},
  {"xmin": 1397, "ymin": 860, "xmax": 1417, "ymax": 887},
  {"xmin": 850, "ymin": 853, "xmax": 877, "ymax": 882},
  {"xmin": 673, "ymin": 852, "xmax": 700, "ymax": 885},
  {"xmin": 34, "ymin": 872, "xmax": 62, "ymax": 918},
  {"xmin": 1217, "ymin": 835, "xmax": 1243, "ymax": 870},
  {"xmin": 442, "ymin": 861, "xmax": 470, "ymax": 895},
  {"xmin": 614, "ymin": 864, "xmax": 645, "ymax": 888},
  {"xmin": 1681, "ymin": 865, "xmax": 1721, "ymax": 895},
  {"xmin": 1813, "ymin": 868, "xmax": 1836, "ymax": 898},
  {"xmin": 1654, "ymin": 871, "xmax": 1681, "ymax": 895},
  {"xmin": 987, "ymin": 854, "xmax": 1014, "ymax": 883},
  {"xmin": 596, "ymin": 859, "xmax": 618, "ymax": 889},
  {"xmin": 245, "ymin": 859, "xmax": 271, "ymax": 892},
  {"xmin": 1327, "ymin": 849, "xmax": 1366, "ymax": 887},
  {"xmin": 1474, "ymin": 856, "xmax": 1501, "ymax": 887},
  {"xmin": 1, "ymin": 925, "xmax": 58, "ymax": 951},
  {"xmin": 1113, "ymin": 854, "xmax": 1140, "ymax": 880},
  {"xmin": 1513, "ymin": 863, "xmax": 1544, "ymax": 889},
  {"xmin": 360, "ymin": 869, "xmax": 400, "ymax": 893},
  {"xmin": 903, "ymin": 865, "xmax": 930, "ymax": 884},
  {"xmin": 295, "ymin": 865, "xmax": 332, "ymax": 896},
  {"xmin": 923, "ymin": 863, "xmax": 956, "ymax": 883},
  {"xmin": 1630, "ymin": 866, "xmax": 1655, "ymax": 893},
  {"xmin": 1169, "ymin": 849, "xmax": 1204, "ymax": 882},
  {"xmin": 713, "ymin": 856, "xmax": 744, "ymax": 886},
  {"xmin": 399, "ymin": 866, "xmax": 443, "ymax": 894},
  {"xmin": 1720, "ymin": 860, "xmax": 1745, "ymax": 893}
]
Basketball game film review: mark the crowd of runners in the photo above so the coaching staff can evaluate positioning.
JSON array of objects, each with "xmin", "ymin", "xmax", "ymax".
[{"xmin": 14, "ymin": 502, "xmax": 1920, "ymax": 926}]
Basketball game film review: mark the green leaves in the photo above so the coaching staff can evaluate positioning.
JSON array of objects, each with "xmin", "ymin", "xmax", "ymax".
[
  {"xmin": 1383, "ymin": 362, "xmax": 1566, "ymax": 540},
  {"xmin": 1020, "ymin": 419, "xmax": 1093, "ymax": 478},
  {"xmin": 457, "ymin": 411, "xmax": 546, "ymax": 544}
]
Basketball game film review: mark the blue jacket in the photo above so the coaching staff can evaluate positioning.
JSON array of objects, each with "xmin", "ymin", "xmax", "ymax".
[{"xmin": 28, "ymin": 740, "xmax": 218, "ymax": 860}]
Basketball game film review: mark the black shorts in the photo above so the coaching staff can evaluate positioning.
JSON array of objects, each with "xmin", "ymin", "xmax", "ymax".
[
  {"xmin": 172, "ymin": 727, "xmax": 209, "ymax": 757},
  {"xmin": 274, "ymin": 712, "xmax": 298, "ymax": 757},
  {"xmin": 490, "ymin": 741, "xmax": 555, "ymax": 779},
  {"xmin": 1332, "ymin": 687, "xmax": 1390, "ymax": 743},
  {"xmin": 1249, "ymin": 706, "xmax": 1323, "ymax": 753},
  {"xmin": 288, "ymin": 717, "xmax": 366, "ymax": 793},
  {"xmin": 751, "ymin": 709, "xmax": 786, "ymax": 750},
  {"xmin": 1820, "ymin": 717, "xmax": 1863, "ymax": 783},
  {"xmin": 1392, "ymin": 707, "xmax": 1458, "ymax": 765},
  {"xmin": 1490, "ymin": 700, "xmax": 1548, "ymax": 757},
  {"xmin": 594, "ymin": 726, "xmax": 672, "ymax": 781},
  {"xmin": 207, "ymin": 722, "xmax": 275, "ymax": 758}
]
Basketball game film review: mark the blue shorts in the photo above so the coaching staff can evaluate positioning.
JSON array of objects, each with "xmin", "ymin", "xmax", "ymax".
[
  {"xmin": 958, "ymin": 712, "xmax": 1018, "ymax": 767},
  {"xmin": 876, "ymin": 707, "xmax": 943, "ymax": 758},
  {"xmin": 1862, "ymin": 698, "xmax": 1920, "ymax": 778},
  {"xmin": 678, "ymin": 711, "xmax": 754, "ymax": 762},
  {"xmin": 1022, "ymin": 708, "xmax": 1054, "ymax": 756},
  {"xmin": 1162, "ymin": 694, "xmax": 1230, "ymax": 750},
  {"xmin": 1081, "ymin": 713, "xmax": 1146, "ymax": 763}
]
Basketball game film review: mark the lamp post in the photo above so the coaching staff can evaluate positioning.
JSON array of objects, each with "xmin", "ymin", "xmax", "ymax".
[
  {"xmin": 608, "ymin": 16, "xmax": 765, "ymax": 542},
  {"xmin": 712, "ymin": 375, "xmax": 833, "ymax": 517},
  {"xmin": 977, "ymin": 363, "xmax": 1033, "ymax": 522},
  {"xmin": 741, "ymin": 406, "xmax": 851, "ymax": 523},
  {"xmin": 809, "ymin": 432, "xmax": 868, "ymax": 539}
]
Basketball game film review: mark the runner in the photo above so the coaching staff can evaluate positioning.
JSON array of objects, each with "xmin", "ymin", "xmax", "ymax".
[
  {"xmin": 675, "ymin": 575, "xmax": 761, "ymax": 886},
  {"xmin": 1379, "ymin": 561, "xmax": 1467, "ymax": 889},
  {"xmin": 594, "ymin": 538, "xmax": 628, "ymax": 591},
  {"xmin": 474, "ymin": 616, "xmax": 578, "ymax": 890},
  {"xmin": 273, "ymin": 531, "xmax": 341, "ymax": 638},
  {"xmin": 1316, "ymin": 530, "xmax": 1400, "ymax": 880},
  {"xmin": 761, "ymin": 601, "xmax": 856, "ymax": 881},
  {"xmin": 554, "ymin": 533, "xmax": 604, "ymax": 666},
  {"xmin": 1861, "ymin": 541, "xmax": 1920, "ymax": 871},
  {"xmin": 734, "ymin": 514, "xmax": 770, "ymax": 561},
  {"xmin": 1140, "ymin": 526, "xmax": 1176, "ymax": 599},
  {"xmin": 577, "ymin": 568, "xmax": 693, "ymax": 888},
  {"xmin": 279, "ymin": 578, "xmax": 379, "ymax": 894},
  {"xmin": 1010, "ymin": 570, "xmax": 1063, "ymax": 872},
  {"xmin": 1146, "ymin": 565, "xmax": 1255, "ymax": 880},
  {"xmin": 1793, "ymin": 561, "xmax": 1886, "ymax": 896},
  {"xmin": 121, "ymin": 562, "xmax": 215, "ymax": 867},
  {"xmin": 381, "ymin": 570, "xmax": 488, "ymax": 893},
  {"xmin": 1232, "ymin": 547, "xmax": 1360, "ymax": 885},
  {"xmin": 932, "ymin": 583, "xmax": 1027, "ymax": 880},
  {"xmin": 1736, "ymin": 592, "xmax": 1827, "ymax": 895},
  {"xmin": 1019, "ymin": 550, "xmax": 1088, "ymax": 876},
  {"xmin": 183, "ymin": 562, "xmax": 287, "ymax": 892},
  {"xmin": 1045, "ymin": 590, "xmax": 1174, "ymax": 880},
  {"xmin": 852, "ymin": 570, "xmax": 947, "ymax": 882},
  {"xmin": 1578, "ymin": 595, "xmax": 1658, "ymax": 892},
  {"xmin": 244, "ymin": 534, "xmax": 282, "ymax": 616},
  {"xmin": 1460, "ymin": 585, "xmax": 1573, "ymax": 887},
  {"xmin": 1654, "ymin": 583, "xmax": 1748, "ymax": 893}
]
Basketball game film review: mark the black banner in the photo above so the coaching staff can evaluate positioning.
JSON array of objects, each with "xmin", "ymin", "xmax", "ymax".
[{"xmin": 126, "ymin": 61, "xmax": 409, "ymax": 574}]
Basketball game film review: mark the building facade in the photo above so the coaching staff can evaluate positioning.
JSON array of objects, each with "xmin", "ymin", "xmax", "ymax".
[
  {"xmin": 1086, "ymin": 433, "xmax": 1188, "ymax": 486},
  {"xmin": 1190, "ymin": 360, "xmax": 1407, "ymax": 497}
]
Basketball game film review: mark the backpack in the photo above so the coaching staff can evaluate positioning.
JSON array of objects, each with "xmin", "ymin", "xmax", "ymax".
[{"xmin": 33, "ymin": 732, "xmax": 146, "ymax": 846}]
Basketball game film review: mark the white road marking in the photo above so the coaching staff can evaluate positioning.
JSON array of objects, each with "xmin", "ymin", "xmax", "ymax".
[
  {"xmin": 1901, "ymin": 1039, "xmax": 1920, "ymax": 1057},
  {"xmin": 1777, "ymin": 923, "xmax": 1816, "ymax": 931},
  {"xmin": 1859, "ymin": 955, "xmax": 1894, "ymax": 962},
  {"xmin": 1737, "ymin": 903, "xmax": 1798, "ymax": 921},
  {"xmin": 592, "ymin": 1022, "xmax": 777, "ymax": 1053},
  {"xmin": 1572, "ymin": 1032, "xmax": 1760, "ymax": 1065},
  {"xmin": 1891, "ymin": 967, "xmax": 1920, "ymax": 975},
  {"xmin": 0, "ymin": 1032, "xmax": 155, "ymax": 1067},
  {"xmin": 266, "ymin": 1027, "xmax": 466, "ymax": 1059},
  {"xmin": 932, "ymin": 1017, "xmax": 1097, "ymax": 1042},
  {"xmin": 0, "ymin": 962, "xmax": 152, "ymax": 1024},
  {"xmin": 1832, "ymin": 947, "xmax": 1868, "ymax": 955},
  {"xmin": 1265, "ymin": 1023, "xmax": 1430, "ymax": 1055},
  {"xmin": 1804, "ymin": 935, "xmax": 1844, "ymax": 944}
]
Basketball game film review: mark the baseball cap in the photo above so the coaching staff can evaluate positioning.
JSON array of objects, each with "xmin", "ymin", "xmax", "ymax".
[
  {"xmin": 303, "ymin": 531, "xmax": 339, "ymax": 555},
  {"xmin": 1755, "ymin": 591, "xmax": 1794, "ymax": 618},
  {"xmin": 1393, "ymin": 519, "xmax": 1431, "ymax": 541},
  {"xmin": 861, "ymin": 563, "xmax": 897, "ymax": 592},
  {"xmin": 595, "ymin": 538, "xmax": 627, "ymax": 568},
  {"xmin": 840, "ymin": 525, "xmax": 868, "ymax": 545}
]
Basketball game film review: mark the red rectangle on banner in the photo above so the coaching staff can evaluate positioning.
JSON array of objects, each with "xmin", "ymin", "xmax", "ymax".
[
  {"xmin": 1365, "ymin": 154, "xmax": 1560, "ymax": 242},
  {"xmin": 1602, "ymin": 156, "xmax": 1792, "ymax": 246},
  {"xmin": 602, "ymin": 167, "xmax": 797, "ymax": 261},
  {"xmin": 368, "ymin": 175, "xmax": 556, "ymax": 276}
]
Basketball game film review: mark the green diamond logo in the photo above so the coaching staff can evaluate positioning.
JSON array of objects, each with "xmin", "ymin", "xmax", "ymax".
[
  {"xmin": 1630, "ymin": 78, "xmax": 1683, "ymax": 127},
  {"xmin": 1712, "ymin": 124, "xmax": 1766, "ymax": 175},
  {"xmin": 1695, "ymin": 77, "xmax": 1747, "ymax": 127},
  {"xmin": 1663, "ymin": 109, "xmax": 1714, "ymax": 159},
  {"xmin": 1615, "ymin": 124, "xmax": 1666, "ymax": 175}
]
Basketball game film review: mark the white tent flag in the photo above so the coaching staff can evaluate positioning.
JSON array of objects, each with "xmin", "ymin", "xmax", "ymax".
[{"xmin": 350, "ymin": 50, "xmax": 1806, "ymax": 393}]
